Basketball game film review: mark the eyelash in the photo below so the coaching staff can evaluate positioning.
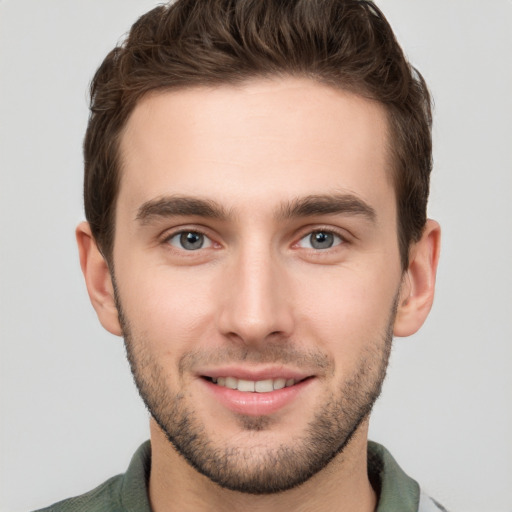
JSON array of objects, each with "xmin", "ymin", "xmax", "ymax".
[
  {"xmin": 162, "ymin": 228, "xmax": 215, "ymax": 252},
  {"xmin": 294, "ymin": 227, "xmax": 348, "ymax": 251},
  {"xmin": 160, "ymin": 226, "xmax": 350, "ymax": 253}
]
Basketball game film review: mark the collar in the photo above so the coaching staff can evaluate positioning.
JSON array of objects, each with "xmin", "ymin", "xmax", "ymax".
[
  {"xmin": 120, "ymin": 440, "xmax": 420, "ymax": 512},
  {"xmin": 368, "ymin": 441, "xmax": 420, "ymax": 512}
]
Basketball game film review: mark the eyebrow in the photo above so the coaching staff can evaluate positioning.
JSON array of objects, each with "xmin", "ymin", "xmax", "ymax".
[
  {"xmin": 135, "ymin": 193, "xmax": 376, "ymax": 225},
  {"xmin": 136, "ymin": 196, "xmax": 229, "ymax": 224},
  {"xmin": 278, "ymin": 194, "xmax": 376, "ymax": 222}
]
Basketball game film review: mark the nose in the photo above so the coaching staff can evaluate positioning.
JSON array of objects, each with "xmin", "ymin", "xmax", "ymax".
[{"xmin": 217, "ymin": 244, "xmax": 294, "ymax": 346}]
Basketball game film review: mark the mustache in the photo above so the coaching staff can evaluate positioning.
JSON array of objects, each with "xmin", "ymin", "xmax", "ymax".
[{"xmin": 178, "ymin": 345, "xmax": 334, "ymax": 376}]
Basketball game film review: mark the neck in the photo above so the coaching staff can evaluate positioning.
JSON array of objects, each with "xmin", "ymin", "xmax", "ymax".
[{"xmin": 148, "ymin": 419, "xmax": 377, "ymax": 512}]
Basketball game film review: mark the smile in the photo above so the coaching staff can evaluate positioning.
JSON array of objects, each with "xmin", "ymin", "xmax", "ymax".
[
  {"xmin": 209, "ymin": 376, "xmax": 298, "ymax": 393},
  {"xmin": 202, "ymin": 374, "xmax": 314, "ymax": 416}
]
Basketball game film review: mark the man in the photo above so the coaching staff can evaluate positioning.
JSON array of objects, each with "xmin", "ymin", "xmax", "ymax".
[{"xmin": 36, "ymin": 0, "xmax": 443, "ymax": 511}]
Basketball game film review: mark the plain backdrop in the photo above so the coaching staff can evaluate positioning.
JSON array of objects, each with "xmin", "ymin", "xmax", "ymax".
[{"xmin": 1, "ymin": 1, "xmax": 511, "ymax": 511}]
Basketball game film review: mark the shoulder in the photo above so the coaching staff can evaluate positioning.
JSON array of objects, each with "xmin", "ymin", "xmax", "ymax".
[
  {"xmin": 368, "ymin": 441, "xmax": 448, "ymax": 512},
  {"xmin": 418, "ymin": 491, "xmax": 449, "ymax": 512},
  {"xmin": 32, "ymin": 441, "xmax": 152, "ymax": 512},
  {"xmin": 32, "ymin": 474, "xmax": 125, "ymax": 512}
]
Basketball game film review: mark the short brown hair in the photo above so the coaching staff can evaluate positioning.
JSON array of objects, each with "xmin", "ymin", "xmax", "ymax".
[{"xmin": 84, "ymin": 0, "xmax": 432, "ymax": 268}]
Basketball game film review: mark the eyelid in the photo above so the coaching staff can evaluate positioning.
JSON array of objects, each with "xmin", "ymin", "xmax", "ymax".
[
  {"xmin": 298, "ymin": 232, "xmax": 343, "ymax": 250},
  {"xmin": 293, "ymin": 225, "xmax": 350, "ymax": 247},
  {"xmin": 160, "ymin": 225, "xmax": 219, "ymax": 250},
  {"xmin": 158, "ymin": 224, "xmax": 351, "ymax": 251},
  {"xmin": 169, "ymin": 232, "xmax": 213, "ymax": 250}
]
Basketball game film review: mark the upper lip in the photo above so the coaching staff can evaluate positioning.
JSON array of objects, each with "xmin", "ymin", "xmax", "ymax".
[{"xmin": 198, "ymin": 366, "xmax": 314, "ymax": 382}]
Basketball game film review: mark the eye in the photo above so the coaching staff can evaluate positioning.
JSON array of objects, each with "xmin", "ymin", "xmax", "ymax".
[
  {"xmin": 167, "ymin": 231, "xmax": 213, "ymax": 251},
  {"xmin": 297, "ymin": 230, "xmax": 343, "ymax": 250}
]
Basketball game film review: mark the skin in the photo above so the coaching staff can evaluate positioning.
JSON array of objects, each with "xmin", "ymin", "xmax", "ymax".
[{"xmin": 77, "ymin": 78, "xmax": 440, "ymax": 512}]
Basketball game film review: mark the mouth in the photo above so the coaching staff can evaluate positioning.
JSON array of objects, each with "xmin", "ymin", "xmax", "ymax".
[
  {"xmin": 203, "ymin": 376, "xmax": 308, "ymax": 393},
  {"xmin": 198, "ymin": 367, "xmax": 316, "ymax": 416}
]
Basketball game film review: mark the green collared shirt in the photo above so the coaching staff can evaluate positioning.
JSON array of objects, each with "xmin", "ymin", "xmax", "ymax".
[{"xmin": 34, "ymin": 441, "xmax": 444, "ymax": 512}]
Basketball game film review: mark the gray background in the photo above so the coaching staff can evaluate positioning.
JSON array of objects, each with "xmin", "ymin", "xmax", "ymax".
[{"xmin": 1, "ymin": 1, "xmax": 511, "ymax": 511}]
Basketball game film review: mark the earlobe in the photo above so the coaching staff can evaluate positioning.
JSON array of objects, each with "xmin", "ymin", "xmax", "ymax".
[
  {"xmin": 76, "ymin": 222, "xmax": 122, "ymax": 336},
  {"xmin": 394, "ymin": 220, "xmax": 441, "ymax": 337}
]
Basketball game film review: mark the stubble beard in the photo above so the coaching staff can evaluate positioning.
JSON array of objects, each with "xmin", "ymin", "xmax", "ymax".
[{"xmin": 115, "ymin": 285, "xmax": 396, "ymax": 495}]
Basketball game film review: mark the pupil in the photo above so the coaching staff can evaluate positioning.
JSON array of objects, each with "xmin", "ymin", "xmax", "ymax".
[
  {"xmin": 311, "ymin": 231, "xmax": 333, "ymax": 249},
  {"xmin": 181, "ymin": 232, "xmax": 203, "ymax": 250}
]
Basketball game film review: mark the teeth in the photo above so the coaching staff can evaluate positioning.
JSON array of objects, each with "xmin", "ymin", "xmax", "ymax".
[
  {"xmin": 211, "ymin": 377, "xmax": 297, "ymax": 392},
  {"xmin": 238, "ymin": 379, "xmax": 255, "ymax": 392},
  {"xmin": 273, "ymin": 378, "xmax": 286, "ymax": 390},
  {"xmin": 255, "ymin": 379, "xmax": 273, "ymax": 393},
  {"xmin": 225, "ymin": 376, "xmax": 238, "ymax": 389}
]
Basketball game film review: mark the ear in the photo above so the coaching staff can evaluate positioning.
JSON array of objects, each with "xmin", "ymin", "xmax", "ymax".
[
  {"xmin": 394, "ymin": 219, "xmax": 441, "ymax": 337},
  {"xmin": 76, "ymin": 221, "xmax": 122, "ymax": 336}
]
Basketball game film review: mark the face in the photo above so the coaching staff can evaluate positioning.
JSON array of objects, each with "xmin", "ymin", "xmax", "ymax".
[{"xmin": 112, "ymin": 78, "xmax": 403, "ymax": 493}]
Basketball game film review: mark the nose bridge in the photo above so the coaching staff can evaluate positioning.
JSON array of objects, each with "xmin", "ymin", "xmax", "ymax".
[{"xmin": 218, "ymin": 238, "xmax": 292, "ymax": 344}]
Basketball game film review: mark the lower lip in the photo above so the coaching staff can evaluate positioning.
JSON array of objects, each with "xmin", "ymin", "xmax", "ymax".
[{"xmin": 201, "ymin": 378, "xmax": 314, "ymax": 416}]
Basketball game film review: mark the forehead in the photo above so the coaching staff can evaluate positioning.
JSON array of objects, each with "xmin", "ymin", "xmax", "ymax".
[{"xmin": 117, "ymin": 78, "xmax": 394, "ymax": 219}]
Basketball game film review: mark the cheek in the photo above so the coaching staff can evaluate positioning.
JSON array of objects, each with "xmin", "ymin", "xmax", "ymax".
[
  {"xmin": 117, "ymin": 264, "xmax": 218, "ymax": 349},
  {"xmin": 294, "ymin": 268, "xmax": 397, "ymax": 364}
]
